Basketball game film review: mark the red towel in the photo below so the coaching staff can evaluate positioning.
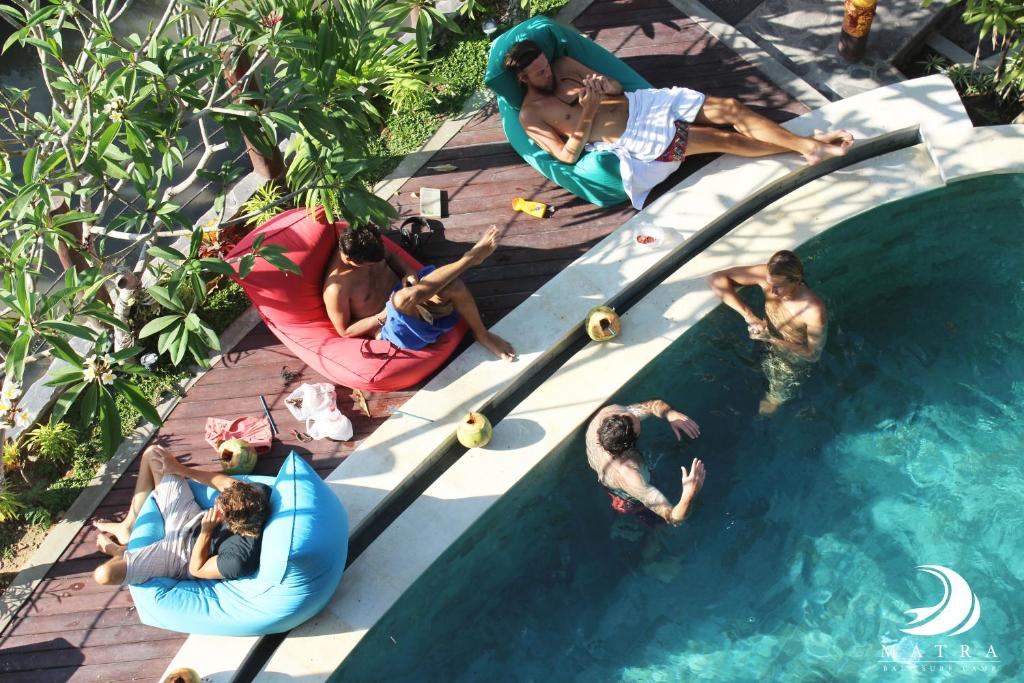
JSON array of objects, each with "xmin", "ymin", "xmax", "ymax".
[{"xmin": 204, "ymin": 416, "xmax": 273, "ymax": 453}]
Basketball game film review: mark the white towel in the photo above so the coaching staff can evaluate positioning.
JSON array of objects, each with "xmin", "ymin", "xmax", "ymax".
[{"xmin": 589, "ymin": 87, "xmax": 706, "ymax": 209}]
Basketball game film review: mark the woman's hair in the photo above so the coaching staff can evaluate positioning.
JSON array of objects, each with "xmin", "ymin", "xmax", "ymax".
[
  {"xmin": 767, "ymin": 250, "xmax": 805, "ymax": 283},
  {"xmin": 598, "ymin": 414, "xmax": 637, "ymax": 456},
  {"xmin": 219, "ymin": 482, "xmax": 271, "ymax": 537},
  {"xmin": 503, "ymin": 40, "xmax": 544, "ymax": 82},
  {"xmin": 339, "ymin": 225, "xmax": 385, "ymax": 264}
]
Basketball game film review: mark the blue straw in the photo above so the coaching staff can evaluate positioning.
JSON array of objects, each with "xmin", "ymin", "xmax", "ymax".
[
  {"xmin": 392, "ymin": 408, "xmax": 434, "ymax": 423},
  {"xmin": 259, "ymin": 395, "xmax": 278, "ymax": 435}
]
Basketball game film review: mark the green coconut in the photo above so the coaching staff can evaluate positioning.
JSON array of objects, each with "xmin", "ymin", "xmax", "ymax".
[
  {"xmin": 163, "ymin": 669, "xmax": 201, "ymax": 683},
  {"xmin": 585, "ymin": 305, "xmax": 621, "ymax": 341},
  {"xmin": 218, "ymin": 438, "xmax": 258, "ymax": 474},
  {"xmin": 456, "ymin": 412, "xmax": 493, "ymax": 449}
]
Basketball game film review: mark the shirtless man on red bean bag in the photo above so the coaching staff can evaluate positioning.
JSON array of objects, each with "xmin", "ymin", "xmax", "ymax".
[{"xmin": 323, "ymin": 225, "xmax": 516, "ymax": 360}]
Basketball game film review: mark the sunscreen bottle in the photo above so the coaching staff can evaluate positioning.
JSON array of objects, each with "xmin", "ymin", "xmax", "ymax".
[{"xmin": 512, "ymin": 197, "xmax": 549, "ymax": 218}]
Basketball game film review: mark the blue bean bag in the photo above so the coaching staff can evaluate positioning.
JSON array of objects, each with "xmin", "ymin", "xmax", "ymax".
[
  {"xmin": 126, "ymin": 452, "xmax": 348, "ymax": 635},
  {"xmin": 485, "ymin": 16, "xmax": 652, "ymax": 207}
]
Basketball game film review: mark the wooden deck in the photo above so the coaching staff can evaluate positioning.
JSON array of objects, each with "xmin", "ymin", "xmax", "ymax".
[{"xmin": 0, "ymin": 1, "xmax": 807, "ymax": 680}]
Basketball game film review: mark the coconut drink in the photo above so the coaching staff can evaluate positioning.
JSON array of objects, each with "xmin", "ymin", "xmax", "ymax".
[
  {"xmin": 585, "ymin": 305, "xmax": 621, "ymax": 342},
  {"xmin": 456, "ymin": 412, "xmax": 493, "ymax": 449},
  {"xmin": 218, "ymin": 438, "xmax": 258, "ymax": 474},
  {"xmin": 163, "ymin": 669, "xmax": 201, "ymax": 683}
]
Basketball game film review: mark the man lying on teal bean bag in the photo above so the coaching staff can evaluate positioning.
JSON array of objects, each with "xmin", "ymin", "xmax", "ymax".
[
  {"xmin": 488, "ymin": 17, "xmax": 854, "ymax": 209},
  {"xmin": 486, "ymin": 16, "xmax": 649, "ymax": 207}
]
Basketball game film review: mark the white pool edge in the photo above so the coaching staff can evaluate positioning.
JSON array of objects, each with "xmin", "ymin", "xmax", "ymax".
[{"xmin": 256, "ymin": 87, "xmax": 1019, "ymax": 680}]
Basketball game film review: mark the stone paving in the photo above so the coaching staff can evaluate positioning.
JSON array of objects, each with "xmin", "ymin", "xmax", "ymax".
[{"xmin": 729, "ymin": 0, "xmax": 947, "ymax": 99}]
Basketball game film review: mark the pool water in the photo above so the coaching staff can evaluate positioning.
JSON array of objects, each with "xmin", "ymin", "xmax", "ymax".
[{"xmin": 335, "ymin": 174, "xmax": 1024, "ymax": 682}]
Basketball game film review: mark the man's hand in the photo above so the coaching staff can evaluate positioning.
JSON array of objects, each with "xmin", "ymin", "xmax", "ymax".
[
  {"xmin": 578, "ymin": 79, "xmax": 601, "ymax": 118},
  {"xmin": 681, "ymin": 458, "xmax": 706, "ymax": 496},
  {"xmin": 748, "ymin": 322, "xmax": 772, "ymax": 342},
  {"xmin": 589, "ymin": 73, "xmax": 617, "ymax": 96},
  {"xmin": 200, "ymin": 506, "xmax": 223, "ymax": 535},
  {"xmin": 666, "ymin": 410, "xmax": 700, "ymax": 440}
]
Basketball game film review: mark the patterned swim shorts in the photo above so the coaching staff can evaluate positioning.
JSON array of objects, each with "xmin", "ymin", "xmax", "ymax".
[
  {"xmin": 606, "ymin": 489, "xmax": 664, "ymax": 527},
  {"xmin": 655, "ymin": 120, "xmax": 691, "ymax": 162}
]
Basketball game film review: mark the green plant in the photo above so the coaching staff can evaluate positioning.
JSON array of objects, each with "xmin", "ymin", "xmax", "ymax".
[
  {"xmin": 0, "ymin": 0, "xmax": 448, "ymax": 461},
  {"xmin": 966, "ymin": 69, "xmax": 996, "ymax": 96},
  {"xmin": 961, "ymin": 0, "xmax": 1022, "ymax": 79},
  {"xmin": 920, "ymin": 52, "xmax": 950, "ymax": 75},
  {"xmin": 260, "ymin": 0, "xmax": 441, "ymax": 223},
  {"xmin": 200, "ymin": 281, "xmax": 253, "ymax": 335},
  {"xmin": 25, "ymin": 423, "xmax": 79, "ymax": 464},
  {"xmin": 926, "ymin": 0, "xmax": 1023, "ymax": 80},
  {"xmin": 998, "ymin": 49, "xmax": 1024, "ymax": 105},
  {"xmin": 2, "ymin": 440, "xmax": 18, "ymax": 470},
  {"xmin": 944, "ymin": 63, "xmax": 975, "ymax": 90},
  {"xmin": 21, "ymin": 506, "xmax": 52, "ymax": 529},
  {"xmin": 0, "ymin": 489, "xmax": 23, "ymax": 523},
  {"xmin": 239, "ymin": 183, "xmax": 287, "ymax": 228},
  {"xmin": 367, "ymin": 32, "xmax": 491, "ymax": 180}
]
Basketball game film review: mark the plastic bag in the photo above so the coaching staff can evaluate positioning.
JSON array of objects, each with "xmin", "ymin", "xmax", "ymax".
[
  {"xmin": 306, "ymin": 406, "xmax": 353, "ymax": 441},
  {"xmin": 284, "ymin": 383, "xmax": 353, "ymax": 441},
  {"xmin": 284, "ymin": 383, "xmax": 336, "ymax": 420}
]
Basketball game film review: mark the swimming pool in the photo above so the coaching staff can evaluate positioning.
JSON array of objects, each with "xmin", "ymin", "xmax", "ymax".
[{"xmin": 333, "ymin": 173, "xmax": 1024, "ymax": 681}]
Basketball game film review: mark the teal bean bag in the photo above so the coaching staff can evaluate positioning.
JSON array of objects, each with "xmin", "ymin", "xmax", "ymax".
[
  {"xmin": 126, "ymin": 452, "xmax": 348, "ymax": 635},
  {"xmin": 485, "ymin": 16, "xmax": 652, "ymax": 207}
]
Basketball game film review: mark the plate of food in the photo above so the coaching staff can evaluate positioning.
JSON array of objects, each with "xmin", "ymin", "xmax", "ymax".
[{"xmin": 633, "ymin": 224, "xmax": 667, "ymax": 248}]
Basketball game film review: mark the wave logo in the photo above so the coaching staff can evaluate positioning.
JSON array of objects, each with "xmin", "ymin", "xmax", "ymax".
[{"xmin": 900, "ymin": 565, "xmax": 981, "ymax": 637}]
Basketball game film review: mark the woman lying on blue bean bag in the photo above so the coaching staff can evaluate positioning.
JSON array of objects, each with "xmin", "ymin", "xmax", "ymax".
[{"xmin": 92, "ymin": 447, "xmax": 347, "ymax": 636}]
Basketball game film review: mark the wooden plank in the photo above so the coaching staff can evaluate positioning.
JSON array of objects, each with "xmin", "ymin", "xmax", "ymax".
[
  {"xmin": 575, "ymin": 6, "xmax": 696, "ymax": 28},
  {"xmin": 0, "ymin": 656, "xmax": 172, "ymax": 683},
  {"xmin": 0, "ymin": 623, "xmax": 180, "ymax": 653},
  {"xmin": 1, "ymin": 604, "xmax": 143, "ymax": 637},
  {"xmin": 0, "ymin": 633, "xmax": 181, "ymax": 673},
  {"xmin": 15, "ymin": 589, "xmax": 135, "ymax": 618}
]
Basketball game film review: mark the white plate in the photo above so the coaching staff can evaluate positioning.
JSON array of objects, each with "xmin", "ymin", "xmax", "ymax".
[{"xmin": 634, "ymin": 224, "xmax": 667, "ymax": 248}]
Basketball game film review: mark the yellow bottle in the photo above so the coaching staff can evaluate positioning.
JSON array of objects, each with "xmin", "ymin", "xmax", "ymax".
[{"xmin": 512, "ymin": 197, "xmax": 549, "ymax": 218}]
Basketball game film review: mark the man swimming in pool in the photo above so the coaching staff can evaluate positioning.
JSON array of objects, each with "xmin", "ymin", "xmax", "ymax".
[
  {"xmin": 586, "ymin": 400, "xmax": 706, "ymax": 526},
  {"xmin": 503, "ymin": 40, "xmax": 854, "ymax": 208},
  {"xmin": 323, "ymin": 224, "xmax": 515, "ymax": 360},
  {"xmin": 708, "ymin": 250, "xmax": 828, "ymax": 415},
  {"xmin": 91, "ymin": 445, "xmax": 271, "ymax": 585}
]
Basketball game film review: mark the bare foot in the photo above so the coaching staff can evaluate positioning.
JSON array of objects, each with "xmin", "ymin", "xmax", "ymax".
[
  {"xmin": 477, "ymin": 331, "xmax": 516, "ymax": 361},
  {"xmin": 95, "ymin": 533, "xmax": 125, "ymax": 557},
  {"xmin": 803, "ymin": 129, "xmax": 854, "ymax": 164},
  {"xmin": 759, "ymin": 397, "xmax": 782, "ymax": 416},
  {"xmin": 93, "ymin": 519, "xmax": 131, "ymax": 545},
  {"xmin": 465, "ymin": 225, "xmax": 500, "ymax": 266}
]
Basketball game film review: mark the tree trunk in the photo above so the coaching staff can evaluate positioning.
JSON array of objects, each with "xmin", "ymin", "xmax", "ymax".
[
  {"xmin": 221, "ymin": 49, "xmax": 285, "ymax": 179},
  {"xmin": 52, "ymin": 202, "xmax": 111, "ymax": 306}
]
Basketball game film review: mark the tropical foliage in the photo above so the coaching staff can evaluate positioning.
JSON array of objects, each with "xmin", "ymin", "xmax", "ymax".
[
  {"xmin": 925, "ymin": 0, "xmax": 1024, "ymax": 111},
  {"xmin": 0, "ymin": 0, "xmax": 440, "ymax": 476}
]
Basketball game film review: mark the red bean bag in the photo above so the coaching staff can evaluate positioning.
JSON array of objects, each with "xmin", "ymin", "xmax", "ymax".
[{"xmin": 227, "ymin": 207, "xmax": 468, "ymax": 391}]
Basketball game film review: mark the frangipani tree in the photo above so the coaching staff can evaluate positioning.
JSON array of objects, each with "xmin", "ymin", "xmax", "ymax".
[{"xmin": 0, "ymin": 0, "xmax": 440, "ymax": 460}]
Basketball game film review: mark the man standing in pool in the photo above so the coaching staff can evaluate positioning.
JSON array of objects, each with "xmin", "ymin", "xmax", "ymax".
[
  {"xmin": 707, "ymin": 250, "xmax": 828, "ymax": 415},
  {"xmin": 586, "ymin": 400, "xmax": 706, "ymax": 526}
]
